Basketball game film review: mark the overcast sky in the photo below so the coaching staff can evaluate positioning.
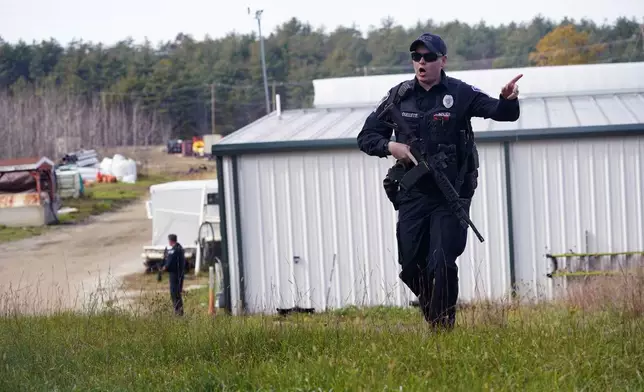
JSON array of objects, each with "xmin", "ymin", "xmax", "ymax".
[{"xmin": 1, "ymin": 0, "xmax": 643, "ymax": 46}]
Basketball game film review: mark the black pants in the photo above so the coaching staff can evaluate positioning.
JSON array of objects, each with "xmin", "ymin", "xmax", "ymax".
[
  {"xmin": 169, "ymin": 272, "xmax": 185, "ymax": 316},
  {"xmin": 395, "ymin": 190, "xmax": 470, "ymax": 329}
]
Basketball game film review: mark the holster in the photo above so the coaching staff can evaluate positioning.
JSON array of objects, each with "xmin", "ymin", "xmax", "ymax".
[
  {"xmin": 457, "ymin": 142, "xmax": 480, "ymax": 199},
  {"xmin": 382, "ymin": 160, "xmax": 409, "ymax": 210}
]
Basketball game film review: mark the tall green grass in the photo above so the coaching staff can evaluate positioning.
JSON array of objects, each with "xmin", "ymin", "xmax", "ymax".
[{"xmin": 1, "ymin": 272, "xmax": 643, "ymax": 391}]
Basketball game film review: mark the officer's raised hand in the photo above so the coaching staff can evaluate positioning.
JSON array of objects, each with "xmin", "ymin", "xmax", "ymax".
[{"xmin": 501, "ymin": 74, "xmax": 523, "ymax": 100}]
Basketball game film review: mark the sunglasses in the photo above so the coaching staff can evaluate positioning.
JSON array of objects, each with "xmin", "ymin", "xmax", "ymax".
[{"xmin": 411, "ymin": 52, "xmax": 442, "ymax": 63}]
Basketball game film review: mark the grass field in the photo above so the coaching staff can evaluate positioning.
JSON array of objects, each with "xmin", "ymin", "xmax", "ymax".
[
  {"xmin": 1, "ymin": 273, "xmax": 643, "ymax": 391},
  {"xmin": 120, "ymin": 270, "xmax": 211, "ymax": 296}
]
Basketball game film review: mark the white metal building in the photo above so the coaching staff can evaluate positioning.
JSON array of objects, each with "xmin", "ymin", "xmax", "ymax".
[{"xmin": 213, "ymin": 61, "xmax": 644, "ymax": 316}]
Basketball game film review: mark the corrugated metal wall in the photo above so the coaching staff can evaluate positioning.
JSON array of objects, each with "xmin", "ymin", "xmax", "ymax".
[
  {"xmin": 510, "ymin": 135, "xmax": 644, "ymax": 301},
  {"xmin": 222, "ymin": 135, "xmax": 644, "ymax": 315},
  {"xmin": 221, "ymin": 157, "xmax": 243, "ymax": 314},
  {"xmin": 224, "ymin": 143, "xmax": 511, "ymax": 315}
]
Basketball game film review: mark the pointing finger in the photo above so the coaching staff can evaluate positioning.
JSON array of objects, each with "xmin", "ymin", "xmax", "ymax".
[{"xmin": 509, "ymin": 74, "xmax": 523, "ymax": 85}]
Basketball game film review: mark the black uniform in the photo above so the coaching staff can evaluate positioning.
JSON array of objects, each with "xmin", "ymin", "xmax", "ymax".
[
  {"xmin": 357, "ymin": 71, "xmax": 520, "ymax": 328},
  {"xmin": 164, "ymin": 242, "xmax": 186, "ymax": 315}
]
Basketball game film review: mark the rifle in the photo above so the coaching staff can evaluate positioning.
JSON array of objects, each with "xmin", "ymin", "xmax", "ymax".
[{"xmin": 377, "ymin": 101, "xmax": 485, "ymax": 243}]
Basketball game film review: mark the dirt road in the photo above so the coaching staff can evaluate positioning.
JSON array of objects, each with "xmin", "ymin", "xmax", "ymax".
[{"xmin": 0, "ymin": 200, "xmax": 152, "ymax": 315}]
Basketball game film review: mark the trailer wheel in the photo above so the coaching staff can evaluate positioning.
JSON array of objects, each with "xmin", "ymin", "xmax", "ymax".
[
  {"xmin": 144, "ymin": 258, "xmax": 154, "ymax": 273},
  {"xmin": 185, "ymin": 255, "xmax": 196, "ymax": 271}
]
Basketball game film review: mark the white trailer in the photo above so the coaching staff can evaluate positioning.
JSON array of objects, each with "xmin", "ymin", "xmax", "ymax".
[{"xmin": 141, "ymin": 179, "xmax": 222, "ymax": 274}]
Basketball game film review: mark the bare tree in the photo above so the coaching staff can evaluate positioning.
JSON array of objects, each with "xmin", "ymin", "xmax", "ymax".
[{"xmin": 0, "ymin": 87, "xmax": 173, "ymax": 160}]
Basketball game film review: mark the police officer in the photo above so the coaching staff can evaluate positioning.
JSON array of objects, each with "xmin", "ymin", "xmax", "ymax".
[
  {"xmin": 357, "ymin": 32, "xmax": 522, "ymax": 329},
  {"xmin": 161, "ymin": 234, "xmax": 186, "ymax": 316}
]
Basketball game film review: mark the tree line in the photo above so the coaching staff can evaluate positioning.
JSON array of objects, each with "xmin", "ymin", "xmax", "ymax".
[{"xmin": 0, "ymin": 15, "xmax": 642, "ymax": 159}]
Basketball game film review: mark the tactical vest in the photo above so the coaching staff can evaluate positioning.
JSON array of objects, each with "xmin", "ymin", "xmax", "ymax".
[{"xmin": 388, "ymin": 80, "xmax": 479, "ymax": 199}]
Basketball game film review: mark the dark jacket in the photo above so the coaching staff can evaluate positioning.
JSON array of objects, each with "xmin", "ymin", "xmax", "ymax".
[
  {"xmin": 357, "ymin": 71, "xmax": 520, "ymax": 159},
  {"xmin": 164, "ymin": 243, "xmax": 186, "ymax": 274}
]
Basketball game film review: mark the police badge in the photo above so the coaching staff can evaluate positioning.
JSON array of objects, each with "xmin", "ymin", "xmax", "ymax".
[{"xmin": 442, "ymin": 94, "xmax": 454, "ymax": 109}]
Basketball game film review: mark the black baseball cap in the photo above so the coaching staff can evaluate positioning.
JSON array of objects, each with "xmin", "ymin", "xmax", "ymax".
[{"xmin": 409, "ymin": 33, "xmax": 447, "ymax": 55}]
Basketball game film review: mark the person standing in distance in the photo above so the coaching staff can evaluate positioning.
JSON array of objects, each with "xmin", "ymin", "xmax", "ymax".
[
  {"xmin": 161, "ymin": 234, "xmax": 186, "ymax": 316},
  {"xmin": 357, "ymin": 33, "xmax": 522, "ymax": 330}
]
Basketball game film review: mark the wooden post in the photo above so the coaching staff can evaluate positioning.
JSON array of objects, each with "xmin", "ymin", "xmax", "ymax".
[{"xmin": 208, "ymin": 266, "xmax": 216, "ymax": 315}]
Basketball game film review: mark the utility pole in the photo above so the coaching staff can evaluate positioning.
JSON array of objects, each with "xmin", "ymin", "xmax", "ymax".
[
  {"xmin": 210, "ymin": 83, "xmax": 216, "ymax": 135},
  {"xmin": 271, "ymin": 80, "xmax": 276, "ymax": 111},
  {"xmin": 248, "ymin": 7, "xmax": 271, "ymax": 115}
]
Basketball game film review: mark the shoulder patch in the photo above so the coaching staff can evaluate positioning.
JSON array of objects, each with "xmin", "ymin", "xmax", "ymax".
[
  {"xmin": 398, "ymin": 80, "xmax": 414, "ymax": 98},
  {"xmin": 471, "ymin": 85, "xmax": 488, "ymax": 95}
]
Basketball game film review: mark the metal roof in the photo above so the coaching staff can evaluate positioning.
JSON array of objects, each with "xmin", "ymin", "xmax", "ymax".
[
  {"xmin": 0, "ymin": 157, "xmax": 55, "ymax": 172},
  {"xmin": 312, "ymin": 62, "xmax": 644, "ymax": 108},
  {"xmin": 149, "ymin": 179, "xmax": 218, "ymax": 192},
  {"xmin": 212, "ymin": 90, "xmax": 644, "ymax": 156}
]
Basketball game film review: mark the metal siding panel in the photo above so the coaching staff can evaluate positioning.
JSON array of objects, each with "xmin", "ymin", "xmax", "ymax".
[
  {"xmin": 294, "ymin": 110, "xmax": 345, "ymax": 140},
  {"xmin": 272, "ymin": 158, "xmax": 294, "ymax": 308},
  {"xmin": 222, "ymin": 157, "xmax": 241, "ymax": 314},
  {"xmin": 517, "ymin": 98, "xmax": 549, "ymax": 130},
  {"xmin": 545, "ymin": 97, "xmax": 579, "ymax": 128},
  {"xmin": 458, "ymin": 143, "xmax": 512, "ymax": 302},
  {"xmin": 288, "ymin": 154, "xmax": 314, "ymax": 309},
  {"xmin": 591, "ymin": 141, "xmax": 612, "ymax": 251},
  {"xmin": 322, "ymin": 110, "xmax": 370, "ymax": 139},
  {"xmin": 620, "ymin": 93, "xmax": 644, "ymax": 123},
  {"xmin": 570, "ymin": 95, "xmax": 607, "ymax": 126},
  {"xmin": 511, "ymin": 136, "xmax": 644, "ymax": 301},
  {"xmin": 238, "ymin": 156, "xmax": 269, "ymax": 311},
  {"xmin": 349, "ymin": 152, "xmax": 369, "ymax": 306},
  {"xmin": 334, "ymin": 153, "xmax": 358, "ymax": 305},
  {"xmin": 302, "ymin": 155, "xmax": 326, "ymax": 308},
  {"xmin": 624, "ymin": 138, "xmax": 644, "ymax": 249},
  {"xmin": 237, "ymin": 144, "xmax": 510, "ymax": 314},
  {"xmin": 593, "ymin": 95, "xmax": 637, "ymax": 124},
  {"xmin": 219, "ymin": 111, "xmax": 296, "ymax": 144},
  {"xmin": 312, "ymin": 151, "xmax": 413, "ymax": 309},
  {"xmin": 317, "ymin": 153, "xmax": 343, "ymax": 309},
  {"xmin": 264, "ymin": 112, "xmax": 320, "ymax": 142},
  {"xmin": 239, "ymin": 155, "xmax": 295, "ymax": 312},
  {"xmin": 510, "ymin": 143, "xmax": 538, "ymax": 299},
  {"xmin": 360, "ymin": 150, "xmax": 403, "ymax": 306}
]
